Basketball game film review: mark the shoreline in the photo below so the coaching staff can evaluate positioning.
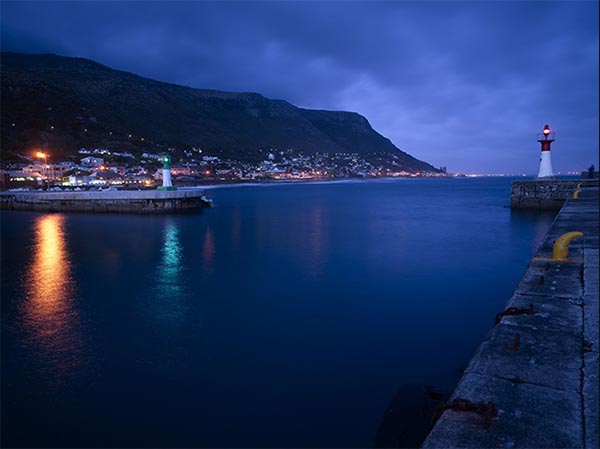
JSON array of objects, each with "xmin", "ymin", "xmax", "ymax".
[
  {"xmin": 3, "ymin": 174, "xmax": 585, "ymax": 194},
  {"xmin": 179, "ymin": 174, "xmax": 582, "ymax": 191}
]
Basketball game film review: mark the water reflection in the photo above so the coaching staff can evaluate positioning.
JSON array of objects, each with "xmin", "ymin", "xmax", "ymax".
[
  {"xmin": 23, "ymin": 214, "xmax": 83, "ymax": 375},
  {"xmin": 231, "ymin": 205, "xmax": 241, "ymax": 252},
  {"xmin": 306, "ymin": 206, "xmax": 326, "ymax": 277},
  {"xmin": 153, "ymin": 221, "xmax": 187, "ymax": 323},
  {"xmin": 509, "ymin": 209, "xmax": 556, "ymax": 254},
  {"xmin": 202, "ymin": 227, "xmax": 215, "ymax": 275},
  {"xmin": 161, "ymin": 222, "xmax": 183, "ymax": 287},
  {"xmin": 531, "ymin": 212, "xmax": 556, "ymax": 247}
]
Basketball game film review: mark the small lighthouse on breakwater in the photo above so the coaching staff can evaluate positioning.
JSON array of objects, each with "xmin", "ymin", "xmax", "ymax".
[
  {"xmin": 157, "ymin": 154, "xmax": 177, "ymax": 191},
  {"xmin": 537, "ymin": 124, "xmax": 555, "ymax": 178}
]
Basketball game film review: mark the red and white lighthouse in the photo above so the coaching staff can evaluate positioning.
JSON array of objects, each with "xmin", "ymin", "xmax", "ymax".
[{"xmin": 537, "ymin": 124, "xmax": 555, "ymax": 178}]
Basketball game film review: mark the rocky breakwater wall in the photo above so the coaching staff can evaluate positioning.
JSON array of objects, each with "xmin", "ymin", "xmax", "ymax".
[
  {"xmin": 422, "ymin": 187, "xmax": 599, "ymax": 448},
  {"xmin": 0, "ymin": 189, "xmax": 212, "ymax": 213},
  {"xmin": 510, "ymin": 178, "xmax": 599, "ymax": 210}
]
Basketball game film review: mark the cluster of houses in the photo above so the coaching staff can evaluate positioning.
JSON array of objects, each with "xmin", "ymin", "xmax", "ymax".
[{"xmin": 1, "ymin": 156, "xmax": 154, "ymax": 189}]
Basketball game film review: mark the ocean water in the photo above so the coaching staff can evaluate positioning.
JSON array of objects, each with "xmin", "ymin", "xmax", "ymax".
[{"xmin": 1, "ymin": 177, "xmax": 556, "ymax": 448}]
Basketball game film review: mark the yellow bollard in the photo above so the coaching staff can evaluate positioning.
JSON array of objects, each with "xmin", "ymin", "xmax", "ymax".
[
  {"xmin": 573, "ymin": 189, "xmax": 582, "ymax": 199},
  {"xmin": 553, "ymin": 232, "xmax": 584, "ymax": 261}
]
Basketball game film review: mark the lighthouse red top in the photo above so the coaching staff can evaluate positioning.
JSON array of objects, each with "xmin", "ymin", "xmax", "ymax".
[{"xmin": 537, "ymin": 124, "xmax": 555, "ymax": 151}]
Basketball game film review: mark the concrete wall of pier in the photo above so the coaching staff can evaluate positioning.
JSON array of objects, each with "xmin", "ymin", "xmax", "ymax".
[
  {"xmin": 510, "ymin": 179, "xmax": 599, "ymax": 210},
  {"xmin": 0, "ymin": 190, "xmax": 210, "ymax": 213}
]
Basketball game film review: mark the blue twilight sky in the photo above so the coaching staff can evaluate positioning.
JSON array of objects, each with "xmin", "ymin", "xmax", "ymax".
[{"xmin": 1, "ymin": 1, "xmax": 598, "ymax": 174}]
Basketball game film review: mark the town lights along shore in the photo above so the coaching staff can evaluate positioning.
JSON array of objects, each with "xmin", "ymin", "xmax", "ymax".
[{"xmin": 537, "ymin": 124, "xmax": 555, "ymax": 178}]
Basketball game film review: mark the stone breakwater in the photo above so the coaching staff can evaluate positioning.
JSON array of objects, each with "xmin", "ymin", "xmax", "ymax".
[
  {"xmin": 510, "ymin": 179, "xmax": 599, "ymax": 210},
  {"xmin": 423, "ymin": 187, "xmax": 599, "ymax": 449},
  {"xmin": 0, "ymin": 189, "xmax": 212, "ymax": 213}
]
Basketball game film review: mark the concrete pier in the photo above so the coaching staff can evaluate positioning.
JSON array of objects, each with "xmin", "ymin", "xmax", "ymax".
[
  {"xmin": 423, "ymin": 187, "xmax": 599, "ymax": 448},
  {"xmin": 0, "ymin": 189, "xmax": 212, "ymax": 213},
  {"xmin": 510, "ymin": 178, "xmax": 599, "ymax": 210}
]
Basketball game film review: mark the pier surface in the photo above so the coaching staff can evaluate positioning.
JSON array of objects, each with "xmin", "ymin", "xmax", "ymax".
[
  {"xmin": 0, "ymin": 189, "xmax": 211, "ymax": 213},
  {"xmin": 423, "ymin": 187, "xmax": 599, "ymax": 448}
]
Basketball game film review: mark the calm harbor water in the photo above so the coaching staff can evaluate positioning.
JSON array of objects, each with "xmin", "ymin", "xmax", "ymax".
[{"xmin": 1, "ymin": 177, "xmax": 555, "ymax": 448}]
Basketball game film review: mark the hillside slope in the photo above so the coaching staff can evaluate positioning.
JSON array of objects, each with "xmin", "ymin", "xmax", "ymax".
[{"xmin": 0, "ymin": 52, "xmax": 438, "ymax": 172}]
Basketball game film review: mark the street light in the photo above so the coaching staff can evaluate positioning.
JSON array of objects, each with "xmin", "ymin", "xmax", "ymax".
[{"xmin": 36, "ymin": 152, "xmax": 50, "ymax": 190}]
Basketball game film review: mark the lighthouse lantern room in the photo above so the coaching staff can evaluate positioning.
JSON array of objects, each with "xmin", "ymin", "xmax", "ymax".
[{"xmin": 536, "ymin": 124, "xmax": 555, "ymax": 178}]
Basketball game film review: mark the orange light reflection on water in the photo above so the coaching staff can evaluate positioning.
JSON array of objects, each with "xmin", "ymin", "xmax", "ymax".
[{"xmin": 23, "ymin": 214, "xmax": 83, "ymax": 375}]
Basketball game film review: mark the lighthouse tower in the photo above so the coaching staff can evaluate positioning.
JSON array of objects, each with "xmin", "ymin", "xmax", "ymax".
[
  {"xmin": 157, "ymin": 154, "xmax": 177, "ymax": 190},
  {"xmin": 537, "ymin": 124, "xmax": 555, "ymax": 178}
]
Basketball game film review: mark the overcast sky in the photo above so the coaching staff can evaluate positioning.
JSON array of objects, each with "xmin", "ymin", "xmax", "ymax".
[{"xmin": 1, "ymin": 1, "xmax": 598, "ymax": 173}]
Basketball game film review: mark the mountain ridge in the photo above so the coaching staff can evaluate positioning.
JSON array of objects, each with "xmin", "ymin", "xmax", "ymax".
[{"xmin": 0, "ymin": 51, "xmax": 438, "ymax": 172}]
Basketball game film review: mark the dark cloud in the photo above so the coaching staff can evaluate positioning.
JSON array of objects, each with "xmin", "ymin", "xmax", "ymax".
[{"xmin": 1, "ymin": 0, "xmax": 597, "ymax": 173}]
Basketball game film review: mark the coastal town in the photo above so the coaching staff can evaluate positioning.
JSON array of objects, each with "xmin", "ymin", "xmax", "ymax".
[{"xmin": 0, "ymin": 146, "xmax": 448, "ymax": 190}]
